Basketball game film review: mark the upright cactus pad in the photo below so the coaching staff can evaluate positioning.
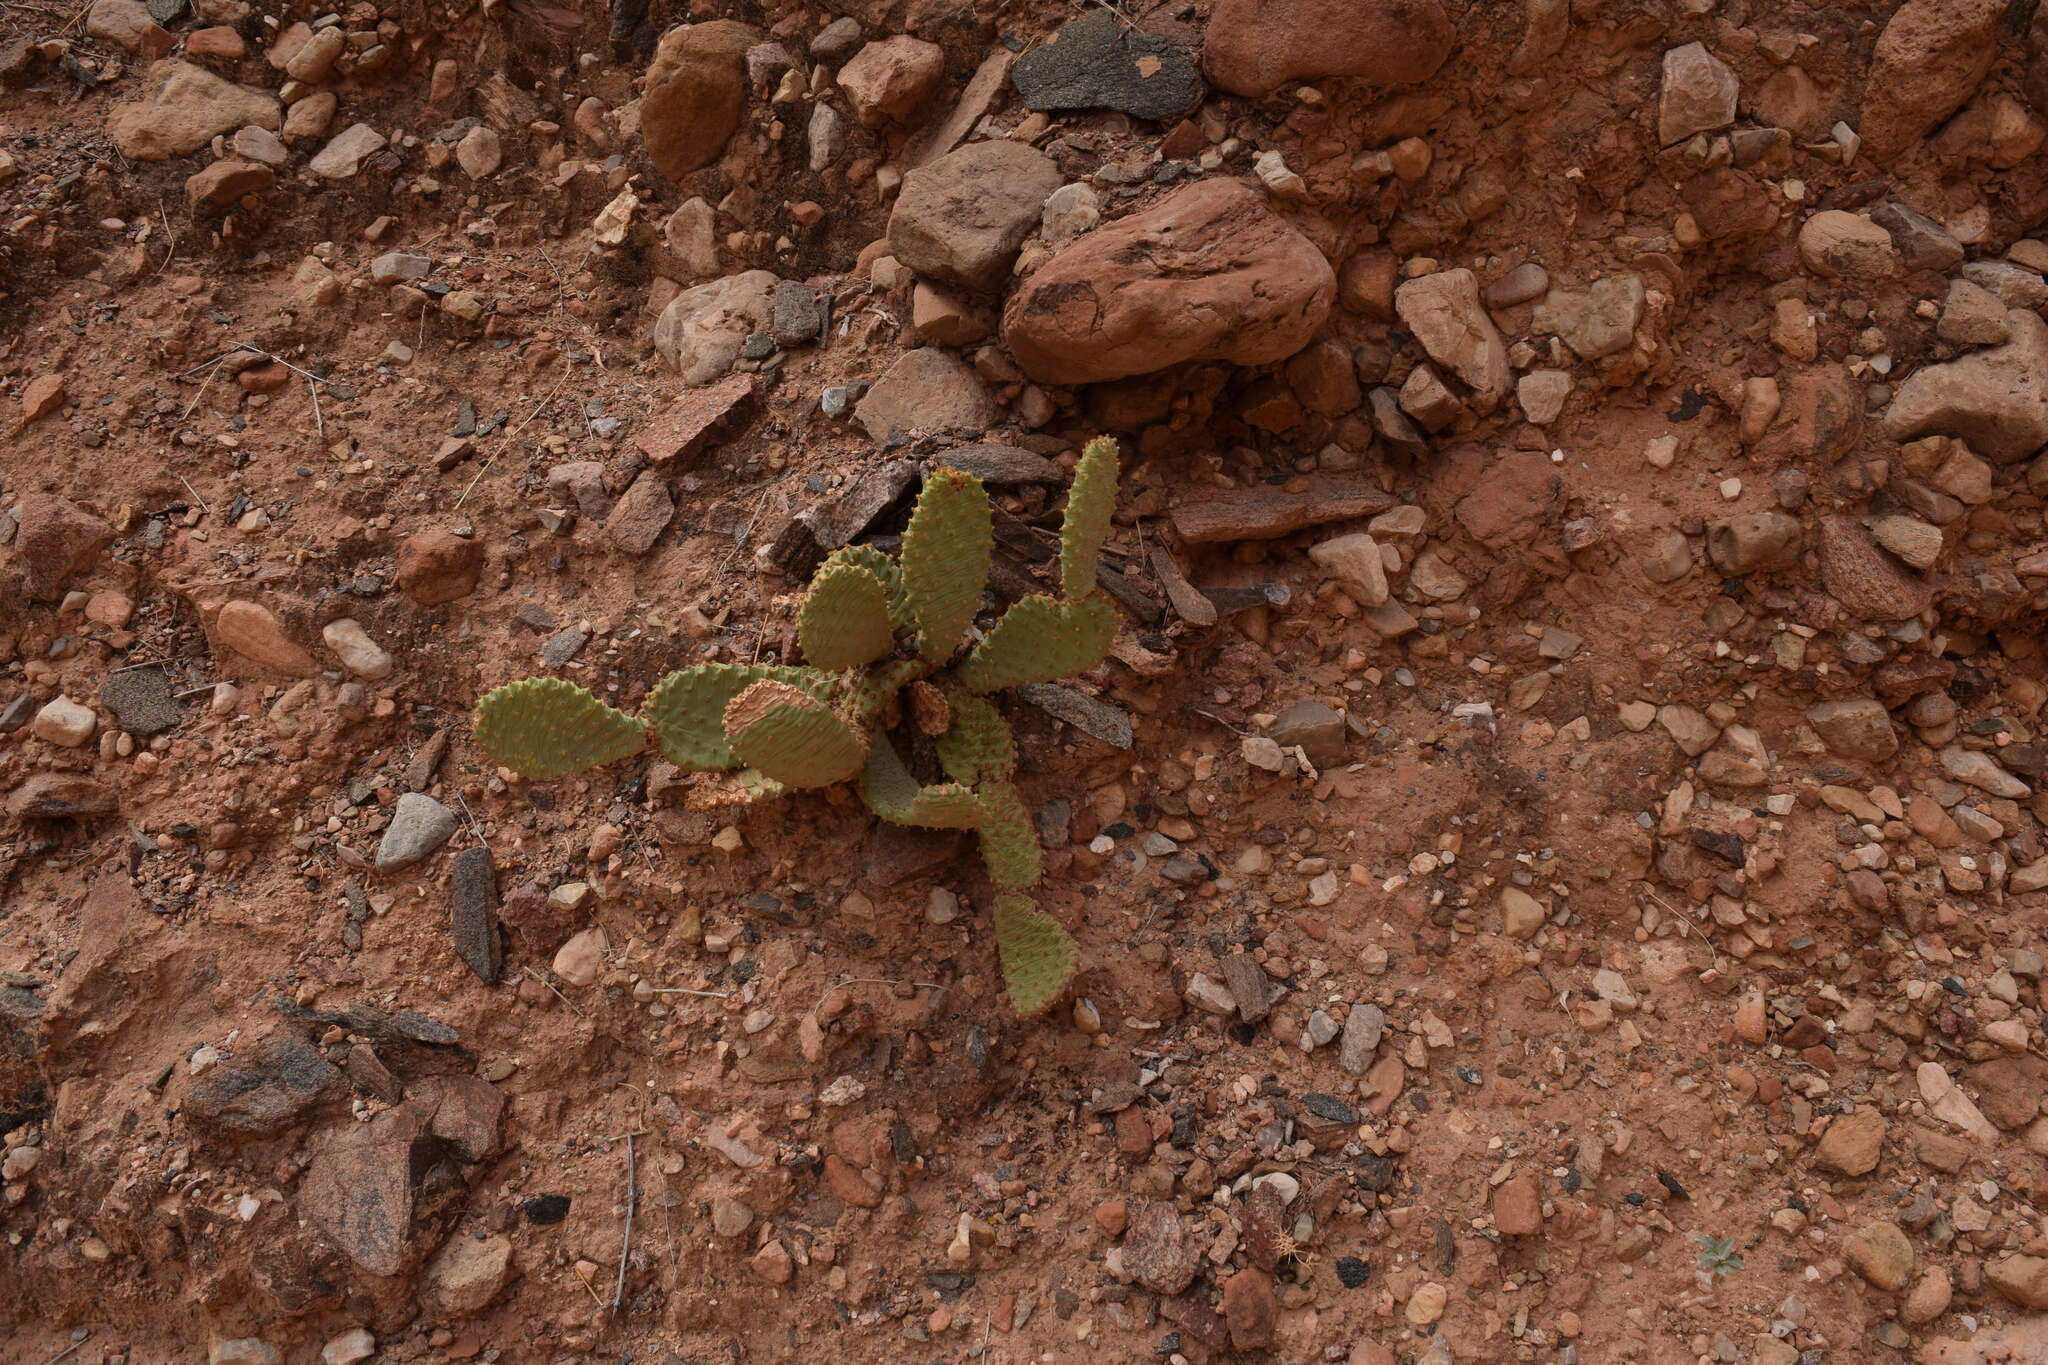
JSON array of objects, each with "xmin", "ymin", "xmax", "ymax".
[
  {"xmin": 898, "ymin": 467, "xmax": 992, "ymax": 663},
  {"xmin": 993, "ymin": 894, "xmax": 1078, "ymax": 1017},
  {"xmin": 799, "ymin": 559, "xmax": 896, "ymax": 671},
  {"xmin": 959, "ymin": 594, "xmax": 1118, "ymax": 693},
  {"xmin": 934, "ymin": 690, "xmax": 1016, "ymax": 787},
  {"xmin": 643, "ymin": 663, "xmax": 821, "ymax": 770},
  {"xmin": 474, "ymin": 677, "xmax": 648, "ymax": 779},
  {"xmin": 975, "ymin": 781, "xmax": 1043, "ymax": 889},
  {"xmin": 724, "ymin": 679, "xmax": 869, "ymax": 789},
  {"xmin": 1060, "ymin": 436, "xmax": 1121, "ymax": 599},
  {"xmin": 820, "ymin": 543, "xmax": 911, "ymax": 630}
]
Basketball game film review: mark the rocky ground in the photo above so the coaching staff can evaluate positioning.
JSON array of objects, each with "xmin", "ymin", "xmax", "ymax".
[{"xmin": 5, "ymin": 0, "xmax": 2048, "ymax": 1362}]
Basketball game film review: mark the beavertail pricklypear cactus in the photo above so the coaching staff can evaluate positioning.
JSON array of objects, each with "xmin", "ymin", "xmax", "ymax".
[{"xmin": 471, "ymin": 437, "xmax": 1125, "ymax": 1016}]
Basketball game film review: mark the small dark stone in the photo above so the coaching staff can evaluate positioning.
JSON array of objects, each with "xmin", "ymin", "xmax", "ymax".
[
  {"xmin": 453, "ymin": 400, "xmax": 477, "ymax": 437},
  {"xmin": 1689, "ymin": 827, "xmax": 1745, "ymax": 866},
  {"xmin": 540, "ymin": 626, "xmax": 590, "ymax": 666},
  {"xmin": 739, "ymin": 333, "xmax": 776, "ymax": 360},
  {"xmin": 100, "ymin": 667, "xmax": 180, "ymax": 737},
  {"xmin": 1656, "ymin": 1170, "xmax": 1691, "ymax": 1200},
  {"xmin": 0, "ymin": 693, "xmax": 34, "ymax": 732},
  {"xmin": 1335, "ymin": 1256, "xmax": 1371, "ymax": 1288},
  {"xmin": 1625, "ymin": 1191, "xmax": 1646, "ymax": 1206},
  {"xmin": 770, "ymin": 280, "xmax": 823, "ymax": 349},
  {"xmin": 451, "ymin": 846, "xmax": 502, "ymax": 984},
  {"xmin": 145, "ymin": 0, "xmax": 186, "ymax": 23},
  {"xmin": 184, "ymin": 1039, "xmax": 344, "ymax": 1139},
  {"xmin": 1011, "ymin": 11, "xmax": 1203, "ymax": 122},
  {"xmin": 1562, "ymin": 1167, "xmax": 1582, "ymax": 1194},
  {"xmin": 1300, "ymin": 1092, "xmax": 1356, "ymax": 1124},
  {"xmin": 926, "ymin": 1272, "xmax": 975, "ymax": 1295},
  {"xmin": 523, "ymin": 1194, "xmax": 571, "ymax": 1224},
  {"xmin": 1455, "ymin": 1065, "xmax": 1482, "ymax": 1086}
]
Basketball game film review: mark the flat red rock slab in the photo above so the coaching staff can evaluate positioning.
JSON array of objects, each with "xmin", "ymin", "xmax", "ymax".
[{"xmin": 635, "ymin": 372, "xmax": 755, "ymax": 464}]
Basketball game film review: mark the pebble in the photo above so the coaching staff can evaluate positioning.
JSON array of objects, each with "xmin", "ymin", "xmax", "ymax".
[
  {"xmin": 322, "ymin": 618, "xmax": 394, "ymax": 679},
  {"xmin": 373, "ymin": 792, "xmax": 458, "ymax": 871},
  {"xmin": 30, "ymin": 696, "xmax": 96, "ymax": 747},
  {"xmin": 552, "ymin": 927, "xmax": 607, "ymax": 987}
]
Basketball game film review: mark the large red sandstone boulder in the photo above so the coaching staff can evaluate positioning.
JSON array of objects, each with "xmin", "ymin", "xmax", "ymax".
[
  {"xmin": 1001, "ymin": 178, "xmax": 1334, "ymax": 386},
  {"xmin": 1203, "ymin": 0, "xmax": 1453, "ymax": 98}
]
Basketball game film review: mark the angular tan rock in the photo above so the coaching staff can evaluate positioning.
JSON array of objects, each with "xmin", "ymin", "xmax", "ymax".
[
  {"xmin": 888, "ymin": 141, "xmax": 1062, "ymax": 294},
  {"xmin": 214, "ymin": 600, "xmax": 317, "ymax": 677},
  {"xmin": 1002, "ymin": 178, "xmax": 1334, "ymax": 385},
  {"xmin": 1395, "ymin": 269, "xmax": 1509, "ymax": 410},
  {"xmin": 108, "ymin": 61, "xmax": 280, "ymax": 161},
  {"xmin": 1805, "ymin": 699, "xmax": 1898, "ymax": 763},
  {"xmin": 652, "ymin": 270, "xmax": 777, "ymax": 386},
  {"xmin": 1886, "ymin": 311, "xmax": 2048, "ymax": 463},
  {"xmin": 837, "ymin": 35, "xmax": 944, "ymax": 127},
  {"xmin": 1814, "ymin": 1106, "xmax": 1885, "ymax": 1177},
  {"xmin": 1986, "ymin": 1254, "xmax": 2048, "ymax": 1310},
  {"xmin": 854, "ymin": 348, "xmax": 997, "ymax": 441},
  {"xmin": 1843, "ymin": 1221, "xmax": 1913, "ymax": 1291}
]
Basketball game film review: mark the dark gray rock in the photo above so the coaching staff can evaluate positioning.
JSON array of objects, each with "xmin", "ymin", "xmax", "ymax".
[
  {"xmin": 100, "ymin": 667, "xmax": 180, "ymax": 738},
  {"xmin": 1016, "ymin": 683, "xmax": 1133, "ymax": 748},
  {"xmin": 771, "ymin": 279, "xmax": 823, "ymax": 348},
  {"xmin": 936, "ymin": 443, "xmax": 1065, "ymax": 485},
  {"xmin": 1268, "ymin": 699, "xmax": 1347, "ymax": 768},
  {"xmin": 0, "ymin": 693, "xmax": 33, "ymax": 733},
  {"xmin": 540, "ymin": 626, "xmax": 590, "ymax": 666},
  {"xmin": 1868, "ymin": 202, "xmax": 1964, "ymax": 272},
  {"xmin": 451, "ymin": 846, "xmax": 502, "ymax": 984},
  {"xmin": 809, "ymin": 15, "xmax": 862, "ymax": 63},
  {"xmin": 1012, "ymin": 12, "xmax": 1203, "ymax": 122},
  {"xmin": 1339, "ymin": 1002, "xmax": 1385, "ymax": 1075},
  {"xmin": 145, "ymin": 0, "xmax": 186, "ymax": 23},
  {"xmin": 184, "ymin": 1039, "xmax": 344, "ymax": 1139}
]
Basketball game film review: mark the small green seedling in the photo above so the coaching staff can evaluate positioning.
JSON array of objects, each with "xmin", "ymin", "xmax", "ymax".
[
  {"xmin": 472, "ymin": 438, "xmax": 1126, "ymax": 1016},
  {"xmin": 1695, "ymin": 1235, "xmax": 1744, "ymax": 1277}
]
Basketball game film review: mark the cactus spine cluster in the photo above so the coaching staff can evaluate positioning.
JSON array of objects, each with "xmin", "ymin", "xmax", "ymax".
[{"xmin": 472, "ymin": 437, "xmax": 1125, "ymax": 1016}]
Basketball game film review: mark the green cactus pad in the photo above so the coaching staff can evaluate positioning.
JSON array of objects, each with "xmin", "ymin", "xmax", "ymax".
[
  {"xmin": 861, "ymin": 740, "xmax": 986, "ymax": 828},
  {"xmin": 935, "ymin": 690, "xmax": 1017, "ymax": 787},
  {"xmin": 473, "ymin": 676, "xmax": 649, "ymax": 780},
  {"xmin": 723, "ymin": 680, "xmax": 870, "ymax": 790},
  {"xmin": 899, "ymin": 467, "xmax": 992, "ymax": 663},
  {"xmin": 643, "ymin": 663, "xmax": 825, "ymax": 771},
  {"xmin": 959, "ymin": 593, "xmax": 1118, "ymax": 693},
  {"xmin": 976, "ymin": 780, "xmax": 1043, "ymax": 888},
  {"xmin": 799, "ymin": 559, "xmax": 896, "ymax": 671},
  {"xmin": 993, "ymin": 893, "xmax": 1078, "ymax": 1017},
  {"xmin": 820, "ymin": 543, "xmax": 910, "ymax": 629},
  {"xmin": 1060, "ymin": 436, "xmax": 1121, "ymax": 600}
]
